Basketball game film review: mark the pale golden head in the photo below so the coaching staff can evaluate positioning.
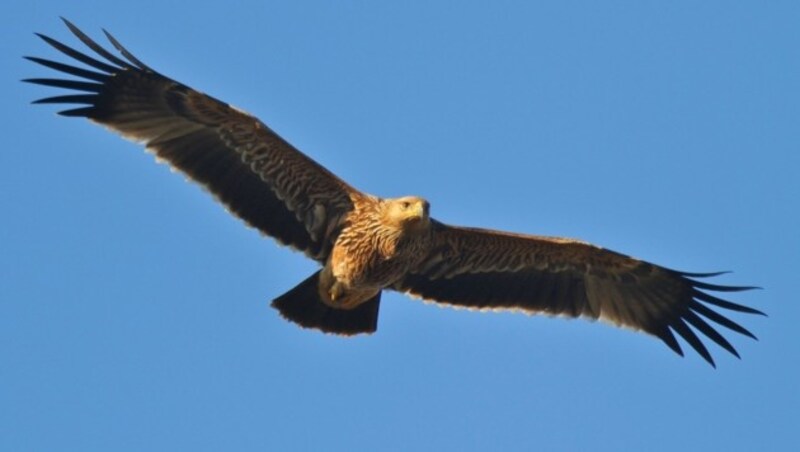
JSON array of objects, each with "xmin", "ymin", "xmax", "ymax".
[{"xmin": 382, "ymin": 196, "xmax": 431, "ymax": 231}]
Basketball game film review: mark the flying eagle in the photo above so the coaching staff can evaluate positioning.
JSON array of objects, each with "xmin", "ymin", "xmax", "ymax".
[{"xmin": 25, "ymin": 19, "xmax": 763, "ymax": 367}]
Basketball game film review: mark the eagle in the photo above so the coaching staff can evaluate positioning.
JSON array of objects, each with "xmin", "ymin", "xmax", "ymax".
[{"xmin": 25, "ymin": 19, "xmax": 763, "ymax": 367}]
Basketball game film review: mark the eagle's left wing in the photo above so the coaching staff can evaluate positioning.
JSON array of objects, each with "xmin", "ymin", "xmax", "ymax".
[{"xmin": 393, "ymin": 221, "xmax": 763, "ymax": 366}]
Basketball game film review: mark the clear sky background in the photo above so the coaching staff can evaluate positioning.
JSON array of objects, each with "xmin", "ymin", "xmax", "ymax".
[{"xmin": 2, "ymin": 1, "xmax": 798, "ymax": 451}]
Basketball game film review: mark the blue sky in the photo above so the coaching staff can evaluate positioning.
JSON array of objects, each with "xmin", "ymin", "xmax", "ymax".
[{"xmin": 2, "ymin": 1, "xmax": 798, "ymax": 451}]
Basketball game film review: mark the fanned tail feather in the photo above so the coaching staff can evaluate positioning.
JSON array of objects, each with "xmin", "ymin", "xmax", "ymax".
[{"xmin": 271, "ymin": 271, "xmax": 381, "ymax": 335}]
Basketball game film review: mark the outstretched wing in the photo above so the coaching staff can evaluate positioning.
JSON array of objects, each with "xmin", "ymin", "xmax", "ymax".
[
  {"xmin": 394, "ymin": 221, "xmax": 763, "ymax": 367},
  {"xmin": 24, "ymin": 19, "xmax": 358, "ymax": 261}
]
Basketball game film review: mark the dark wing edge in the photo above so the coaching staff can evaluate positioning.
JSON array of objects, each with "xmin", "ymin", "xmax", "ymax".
[
  {"xmin": 24, "ymin": 18, "xmax": 358, "ymax": 261},
  {"xmin": 393, "ymin": 222, "xmax": 764, "ymax": 367}
]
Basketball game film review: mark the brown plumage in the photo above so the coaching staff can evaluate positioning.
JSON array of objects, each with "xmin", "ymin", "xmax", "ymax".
[{"xmin": 25, "ymin": 19, "xmax": 764, "ymax": 366}]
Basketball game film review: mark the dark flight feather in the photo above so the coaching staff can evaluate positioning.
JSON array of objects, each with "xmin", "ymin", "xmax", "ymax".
[{"xmin": 25, "ymin": 18, "xmax": 358, "ymax": 262}]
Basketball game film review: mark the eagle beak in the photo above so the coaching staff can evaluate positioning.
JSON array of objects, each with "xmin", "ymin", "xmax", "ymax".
[{"xmin": 414, "ymin": 200, "xmax": 430, "ymax": 222}]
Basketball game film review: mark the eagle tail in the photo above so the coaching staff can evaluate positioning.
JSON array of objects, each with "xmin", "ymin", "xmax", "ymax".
[{"xmin": 270, "ymin": 271, "xmax": 380, "ymax": 335}]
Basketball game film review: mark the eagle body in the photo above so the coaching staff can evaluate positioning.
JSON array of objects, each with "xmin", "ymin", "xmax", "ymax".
[
  {"xmin": 25, "ymin": 19, "xmax": 764, "ymax": 366},
  {"xmin": 325, "ymin": 196, "xmax": 432, "ymax": 310}
]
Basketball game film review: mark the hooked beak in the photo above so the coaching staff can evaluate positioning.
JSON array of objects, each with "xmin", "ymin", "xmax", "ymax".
[{"xmin": 412, "ymin": 200, "xmax": 430, "ymax": 223}]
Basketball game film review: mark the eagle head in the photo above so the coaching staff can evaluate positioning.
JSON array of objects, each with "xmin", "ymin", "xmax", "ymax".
[{"xmin": 383, "ymin": 196, "xmax": 430, "ymax": 231}]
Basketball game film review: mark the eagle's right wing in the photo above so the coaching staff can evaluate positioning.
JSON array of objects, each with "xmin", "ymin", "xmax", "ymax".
[{"xmin": 25, "ymin": 19, "xmax": 358, "ymax": 262}]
